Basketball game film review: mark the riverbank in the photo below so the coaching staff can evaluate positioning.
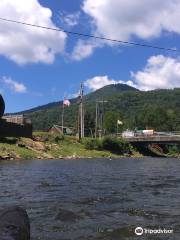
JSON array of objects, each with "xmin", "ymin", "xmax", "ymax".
[{"xmin": 0, "ymin": 132, "xmax": 141, "ymax": 160}]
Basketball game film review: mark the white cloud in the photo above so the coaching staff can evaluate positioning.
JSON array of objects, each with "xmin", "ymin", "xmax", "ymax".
[
  {"xmin": 71, "ymin": 39, "xmax": 100, "ymax": 61},
  {"xmin": 2, "ymin": 77, "xmax": 27, "ymax": 93},
  {"xmin": 0, "ymin": 0, "xmax": 67, "ymax": 64},
  {"xmin": 83, "ymin": 0, "xmax": 180, "ymax": 43},
  {"xmin": 85, "ymin": 55, "xmax": 180, "ymax": 91},
  {"xmin": 59, "ymin": 12, "xmax": 80, "ymax": 27},
  {"xmin": 132, "ymin": 55, "xmax": 180, "ymax": 90},
  {"xmin": 84, "ymin": 75, "xmax": 135, "ymax": 91},
  {"xmin": 68, "ymin": 92, "xmax": 80, "ymax": 98}
]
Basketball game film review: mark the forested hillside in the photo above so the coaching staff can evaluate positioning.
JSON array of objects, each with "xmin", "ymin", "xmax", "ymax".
[{"xmin": 21, "ymin": 84, "xmax": 180, "ymax": 133}]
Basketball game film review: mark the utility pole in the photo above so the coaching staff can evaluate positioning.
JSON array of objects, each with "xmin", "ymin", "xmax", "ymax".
[
  {"xmin": 102, "ymin": 99, "xmax": 105, "ymax": 135},
  {"xmin": 61, "ymin": 95, "xmax": 66, "ymax": 135},
  {"xmin": 61, "ymin": 103, "xmax": 64, "ymax": 134},
  {"xmin": 95, "ymin": 101, "xmax": 98, "ymax": 138},
  {"xmin": 79, "ymin": 83, "xmax": 84, "ymax": 139},
  {"xmin": 95, "ymin": 100, "xmax": 108, "ymax": 138}
]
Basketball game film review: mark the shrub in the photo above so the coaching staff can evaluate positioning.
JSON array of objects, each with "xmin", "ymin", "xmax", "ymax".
[
  {"xmin": 84, "ymin": 138, "xmax": 102, "ymax": 150},
  {"xmin": 0, "ymin": 137, "xmax": 18, "ymax": 144},
  {"xmin": 102, "ymin": 137, "xmax": 119, "ymax": 151},
  {"xmin": 84, "ymin": 136, "xmax": 133, "ymax": 154},
  {"xmin": 102, "ymin": 136, "xmax": 132, "ymax": 154},
  {"xmin": 33, "ymin": 132, "xmax": 64, "ymax": 143}
]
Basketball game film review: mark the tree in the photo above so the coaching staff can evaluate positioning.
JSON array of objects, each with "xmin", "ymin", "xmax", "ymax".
[
  {"xmin": 138, "ymin": 105, "xmax": 173, "ymax": 131},
  {"xmin": 104, "ymin": 111, "xmax": 122, "ymax": 133},
  {"xmin": 84, "ymin": 111, "xmax": 95, "ymax": 137}
]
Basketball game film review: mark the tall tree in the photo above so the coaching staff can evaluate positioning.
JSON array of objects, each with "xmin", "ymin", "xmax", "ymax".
[{"xmin": 104, "ymin": 111, "xmax": 122, "ymax": 133}]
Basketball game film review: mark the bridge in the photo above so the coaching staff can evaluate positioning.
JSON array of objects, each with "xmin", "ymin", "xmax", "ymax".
[
  {"xmin": 120, "ymin": 132, "xmax": 180, "ymax": 157},
  {"xmin": 121, "ymin": 132, "xmax": 180, "ymax": 144}
]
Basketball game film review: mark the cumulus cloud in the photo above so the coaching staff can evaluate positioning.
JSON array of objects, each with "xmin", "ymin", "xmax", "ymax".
[
  {"xmin": 68, "ymin": 92, "xmax": 80, "ymax": 98},
  {"xmin": 132, "ymin": 55, "xmax": 180, "ymax": 90},
  {"xmin": 71, "ymin": 39, "xmax": 101, "ymax": 61},
  {"xmin": 2, "ymin": 77, "xmax": 27, "ymax": 93},
  {"xmin": 0, "ymin": 0, "xmax": 67, "ymax": 64},
  {"xmin": 59, "ymin": 12, "xmax": 80, "ymax": 27},
  {"xmin": 82, "ymin": 0, "xmax": 180, "ymax": 43},
  {"xmin": 85, "ymin": 55, "xmax": 180, "ymax": 91},
  {"xmin": 84, "ymin": 75, "xmax": 135, "ymax": 91},
  {"xmin": 72, "ymin": 0, "xmax": 180, "ymax": 61}
]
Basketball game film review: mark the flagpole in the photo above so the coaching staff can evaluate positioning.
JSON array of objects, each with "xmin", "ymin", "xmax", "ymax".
[
  {"xmin": 62, "ymin": 102, "xmax": 64, "ymax": 135},
  {"xmin": 78, "ymin": 83, "xmax": 84, "ymax": 139},
  {"xmin": 116, "ymin": 120, "xmax": 118, "ymax": 136},
  {"xmin": 61, "ymin": 97, "xmax": 71, "ymax": 135},
  {"xmin": 80, "ymin": 83, "xmax": 84, "ymax": 138},
  {"xmin": 95, "ymin": 101, "xmax": 98, "ymax": 138}
]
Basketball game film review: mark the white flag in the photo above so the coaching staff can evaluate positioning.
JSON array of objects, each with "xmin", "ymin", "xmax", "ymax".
[{"xmin": 117, "ymin": 120, "xmax": 123, "ymax": 125}]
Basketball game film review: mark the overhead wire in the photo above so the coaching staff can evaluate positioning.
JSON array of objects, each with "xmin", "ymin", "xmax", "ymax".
[{"xmin": 0, "ymin": 17, "xmax": 178, "ymax": 52}]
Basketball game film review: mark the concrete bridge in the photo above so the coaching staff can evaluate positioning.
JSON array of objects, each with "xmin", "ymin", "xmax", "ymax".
[
  {"xmin": 120, "ymin": 132, "xmax": 180, "ymax": 157},
  {"xmin": 121, "ymin": 132, "xmax": 180, "ymax": 144}
]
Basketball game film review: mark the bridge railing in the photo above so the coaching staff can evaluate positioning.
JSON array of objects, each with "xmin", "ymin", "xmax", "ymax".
[
  {"xmin": 154, "ymin": 131, "xmax": 180, "ymax": 136},
  {"xmin": 118, "ymin": 131, "xmax": 180, "ymax": 138}
]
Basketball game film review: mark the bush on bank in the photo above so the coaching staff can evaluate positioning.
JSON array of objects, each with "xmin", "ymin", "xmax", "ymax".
[
  {"xmin": 83, "ymin": 138, "xmax": 103, "ymax": 150},
  {"xmin": 84, "ymin": 136, "xmax": 133, "ymax": 154},
  {"xmin": 33, "ymin": 132, "xmax": 64, "ymax": 143}
]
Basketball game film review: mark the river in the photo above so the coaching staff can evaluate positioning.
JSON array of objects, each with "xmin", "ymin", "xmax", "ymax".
[{"xmin": 0, "ymin": 158, "xmax": 180, "ymax": 240}]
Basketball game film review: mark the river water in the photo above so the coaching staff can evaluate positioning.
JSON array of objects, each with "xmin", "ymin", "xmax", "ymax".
[{"xmin": 0, "ymin": 158, "xmax": 180, "ymax": 240}]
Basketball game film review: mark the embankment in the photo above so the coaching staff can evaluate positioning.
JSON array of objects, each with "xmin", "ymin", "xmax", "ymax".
[{"xmin": 0, "ymin": 132, "xmax": 141, "ymax": 160}]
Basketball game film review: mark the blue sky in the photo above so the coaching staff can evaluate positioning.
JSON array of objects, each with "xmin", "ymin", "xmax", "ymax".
[{"xmin": 0, "ymin": 0, "xmax": 180, "ymax": 112}]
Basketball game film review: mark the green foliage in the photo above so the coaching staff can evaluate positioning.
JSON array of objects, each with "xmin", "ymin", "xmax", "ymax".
[
  {"xmin": 104, "ymin": 111, "xmax": 122, "ymax": 133},
  {"xmin": 33, "ymin": 132, "xmax": 64, "ymax": 143},
  {"xmin": 165, "ymin": 145, "xmax": 180, "ymax": 157},
  {"xmin": 139, "ymin": 105, "xmax": 160, "ymax": 129},
  {"xmin": 84, "ymin": 112, "xmax": 95, "ymax": 136},
  {"xmin": 0, "ymin": 137, "xmax": 18, "ymax": 144},
  {"xmin": 85, "ymin": 83, "xmax": 137, "ymax": 101},
  {"xmin": 83, "ymin": 136, "xmax": 132, "ymax": 154},
  {"xmin": 102, "ymin": 136, "xmax": 132, "ymax": 154},
  {"xmin": 136, "ymin": 105, "xmax": 179, "ymax": 131},
  {"xmin": 0, "ymin": 142, "xmax": 37, "ymax": 160},
  {"xmin": 19, "ymin": 84, "xmax": 180, "ymax": 133},
  {"xmin": 84, "ymin": 138, "xmax": 102, "ymax": 150},
  {"xmin": 104, "ymin": 111, "xmax": 123, "ymax": 134}
]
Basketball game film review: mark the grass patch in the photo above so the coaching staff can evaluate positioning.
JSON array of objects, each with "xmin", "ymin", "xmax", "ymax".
[
  {"xmin": 33, "ymin": 131, "xmax": 64, "ymax": 143},
  {"xmin": 0, "ymin": 133, "xmax": 139, "ymax": 160},
  {"xmin": 0, "ymin": 142, "xmax": 37, "ymax": 160}
]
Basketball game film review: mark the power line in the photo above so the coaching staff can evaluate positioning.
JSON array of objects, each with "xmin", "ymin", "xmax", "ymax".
[{"xmin": 0, "ymin": 17, "xmax": 178, "ymax": 52}]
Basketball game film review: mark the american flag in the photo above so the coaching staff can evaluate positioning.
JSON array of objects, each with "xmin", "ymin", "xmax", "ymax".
[{"xmin": 63, "ymin": 99, "xmax": 71, "ymax": 107}]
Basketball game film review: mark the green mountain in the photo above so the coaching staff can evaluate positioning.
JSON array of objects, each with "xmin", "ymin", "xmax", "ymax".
[
  {"xmin": 85, "ymin": 83, "xmax": 138, "ymax": 101},
  {"xmin": 21, "ymin": 83, "xmax": 137, "ymax": 114},
  {"xmin": 20, "ymin": 84, "xmax": 180, "ymax": 132}
]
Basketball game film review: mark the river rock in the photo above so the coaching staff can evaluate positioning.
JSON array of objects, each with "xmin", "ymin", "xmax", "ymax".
[
  {"xmin": 55, "ymin": 208, "xmax": 82, "ymax": 222},
  {"xmin": 0, "ymin": 206, "xmax": 30, "ymax": 240}
]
